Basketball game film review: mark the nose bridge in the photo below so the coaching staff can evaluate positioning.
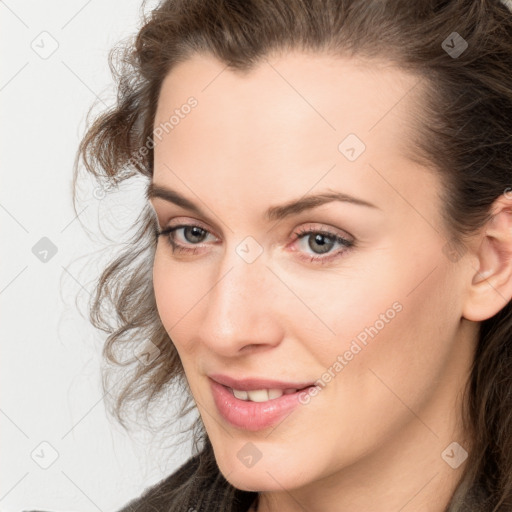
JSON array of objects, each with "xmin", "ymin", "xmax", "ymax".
[
  {"xmin": 212, "ymin": 241, "xmax": 268, "ymax": 318},
  {"xmin": 197, "ymin": 239, "xmax": 281, "ymax": 351}
]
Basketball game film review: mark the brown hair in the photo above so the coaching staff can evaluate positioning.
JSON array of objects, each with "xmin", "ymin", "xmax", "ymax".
[{"xmin": 72, "ymin": 0, "xmax": 512, "ymax": 510}]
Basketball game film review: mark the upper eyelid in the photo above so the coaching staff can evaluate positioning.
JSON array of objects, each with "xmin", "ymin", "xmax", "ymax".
[
  {"xmin": 151, "ymin": 202, "xmax": 231, "ymax": 236},
  {"xmin": 150, "ymin": 198, "xmax": 366, "ymax": 237},
  {"xmin": 164, "ymin": 217, "xmax": 218, "ymax": 233},
  {"xmin": 296, "ymin": 222, "xmax": 353, "ymax": 238}
]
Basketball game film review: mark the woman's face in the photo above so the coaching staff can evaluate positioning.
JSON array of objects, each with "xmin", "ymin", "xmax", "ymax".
[{"xmin": 149, "ymin": 52, "xmax": 477, "ymax": 504}]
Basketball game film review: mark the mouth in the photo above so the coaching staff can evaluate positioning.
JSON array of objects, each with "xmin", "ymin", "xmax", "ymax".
[{"xmin": 209, "ymin": 378, "xmax": 319, "ymax": 431}]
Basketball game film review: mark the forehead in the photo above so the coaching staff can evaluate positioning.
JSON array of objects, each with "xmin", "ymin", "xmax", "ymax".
[
  {"xmin": 153, "ymin": 51, "xmax": 424, "ymax": 162},
  {"xmin": 155, "ymin": 51, "xmax": 422, "ymax": 128},
  {"xmin": 155, "ymin": 51, "xmax": 420, "ymax": 118},
  {"xmin": 152, "ymin": 51, "xmax": 437, "ymax": 221}
]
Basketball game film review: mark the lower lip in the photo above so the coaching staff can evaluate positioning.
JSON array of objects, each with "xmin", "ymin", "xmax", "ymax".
[{"xmin": 209, "ymin": 378, "xmax": 316, "ymax": 431}]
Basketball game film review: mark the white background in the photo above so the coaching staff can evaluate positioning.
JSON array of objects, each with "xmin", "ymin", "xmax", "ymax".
[{"xmin": 1, "ymin": 1, "xmax": 193, "ymax": 511}]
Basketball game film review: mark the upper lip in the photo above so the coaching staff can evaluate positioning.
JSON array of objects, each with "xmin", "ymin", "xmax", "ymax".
[{"xmin": 208, "ymin": 373, "xmax": 316, "ymax": 391}]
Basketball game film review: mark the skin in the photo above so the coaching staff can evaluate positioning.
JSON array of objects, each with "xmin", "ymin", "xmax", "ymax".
[{"xmin": 148, "ymin": 51, "xmax": 512, "ymax": 512}]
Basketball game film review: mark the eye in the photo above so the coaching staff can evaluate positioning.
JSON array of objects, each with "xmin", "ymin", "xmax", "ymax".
[
  {"xmin": 156, "ymin": 222, "xmax": 355, "ymax": 264},
  {"xmin": 290, "ymin": 224, "xmax": 355, "ymax": 265},
  {"xmin": 156, "ymin": 224, "xmax": 218, "ymax": 255}
]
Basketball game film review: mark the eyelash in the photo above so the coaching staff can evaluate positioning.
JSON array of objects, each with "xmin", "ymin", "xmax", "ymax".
[{"xmin": 156, "ymin": 223, "xmax": 355, "ymax": 265}]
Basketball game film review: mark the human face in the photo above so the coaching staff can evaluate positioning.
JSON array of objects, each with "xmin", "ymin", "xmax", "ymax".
[{"xmin": 149, "ymin": 52, "xmax": 477, "ymax": 511}]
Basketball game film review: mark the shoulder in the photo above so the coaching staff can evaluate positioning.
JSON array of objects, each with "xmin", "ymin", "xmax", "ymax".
[
  {"xmin": 23, "ymin": 451, "xmax": 256, "ymax": 512},
  {"xmin": 20, "ymin": 457, "xmax": 200, "ymax": 512},
  {"xmin": 116, "ymin": 453, "xmax": 201, "ymax": 512}
]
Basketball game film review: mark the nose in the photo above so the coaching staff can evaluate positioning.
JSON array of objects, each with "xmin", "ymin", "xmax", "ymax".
[{"xmin": 195, "ymin": 244, "xmax": 284, "ymax": 356}]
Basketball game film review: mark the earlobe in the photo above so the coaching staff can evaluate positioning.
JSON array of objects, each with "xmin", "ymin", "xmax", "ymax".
[{"xmin": 462, "ymin": 196, "xmax": 512, "ymax": 322}]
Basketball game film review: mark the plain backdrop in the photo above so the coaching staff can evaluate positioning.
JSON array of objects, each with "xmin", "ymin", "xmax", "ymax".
[{"xmin": 1, "ymin": 1, "xmax": 194, "ymax": 511}]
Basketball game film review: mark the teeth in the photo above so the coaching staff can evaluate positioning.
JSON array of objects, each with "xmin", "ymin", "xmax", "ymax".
[
  {"xmin": 232, "ymin": 389, "xmax": 248, "ymax": 400},
  {"xmin": 247, "ymin": 389, "xmax": 269, "ymax": 402},
  {"xmin": 231, "ymin": 388, "xmax": 299, "ymax": 401}
]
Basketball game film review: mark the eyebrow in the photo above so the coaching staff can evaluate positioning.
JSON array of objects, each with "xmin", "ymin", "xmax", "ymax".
[{"xmin": 146, "ymin": 182, "xmax": 379, "ymax": 222}]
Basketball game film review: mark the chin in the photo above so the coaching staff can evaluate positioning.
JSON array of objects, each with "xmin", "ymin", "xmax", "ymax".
[
  {"xmin": 217, "ymin": 459, "xmax": 308, "ymax": 493},
  {"xmin": 224, "ymin": 472, "xmax": 289, "ymax": 493}
]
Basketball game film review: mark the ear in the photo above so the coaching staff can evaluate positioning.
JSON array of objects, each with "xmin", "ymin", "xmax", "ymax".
[{"xmin": 462, "ymin": 193, "xmax": 512, "ymax": 322}]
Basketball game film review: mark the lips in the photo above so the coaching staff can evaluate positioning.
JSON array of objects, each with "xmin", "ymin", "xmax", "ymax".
[
  {"xmin": 208, "ymin": 373, "xmax": 316, "ymax": 391},
  {"xmin": 209, "ymin": 379, "xmax": 316, "ymax": 430},
  {"xmin": 207, "ymin": 373, "xmax": 319, "ymax": 430}
]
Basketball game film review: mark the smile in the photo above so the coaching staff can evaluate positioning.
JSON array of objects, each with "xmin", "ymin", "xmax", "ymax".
[{"xmin": 210, "ymin": 379, "xmax": 318, "ymax": 431}]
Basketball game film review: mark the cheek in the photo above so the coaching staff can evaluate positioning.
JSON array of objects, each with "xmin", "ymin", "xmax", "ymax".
[
  {"xmin": 312, "ymin": 250, "xmax": 461, "ymax": 425},
  {"xmin": 280, "ymin": 255, "xmax": 408, "ymax": 367},
  {"xmin": 152, "ymin": 253, "xmax": 173, "ymax": 321},
  {"xmin": 152, "ymin": 251, "xmax": 197, "ymax": 351}
]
